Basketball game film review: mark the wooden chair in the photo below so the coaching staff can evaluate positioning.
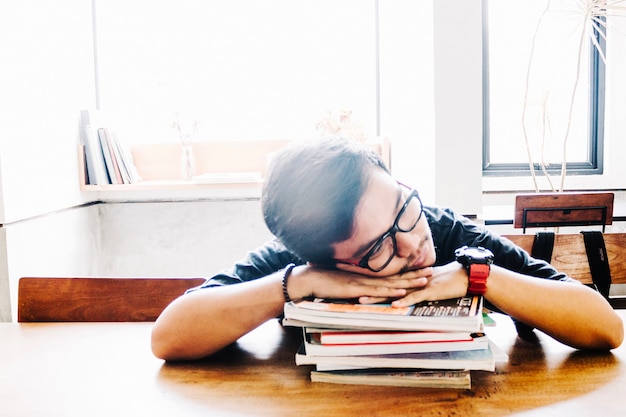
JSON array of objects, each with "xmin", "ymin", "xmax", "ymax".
[
  {"xmin": 503, "ymin": 233, "xmax": 626, "ymax": 308},
  {"xmin": 17, "ymin": 277, "xmax": 206, "ymax": 322},
  {"xmin": 514, "ymin": 192, "xmax": 614, "ymax": 233},
  {"xmin": 509, "ymin": 191, "xmax": 623, "ymax": 307}
]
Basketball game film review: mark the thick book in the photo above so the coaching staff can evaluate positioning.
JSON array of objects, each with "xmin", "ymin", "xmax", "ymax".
[
  {"xmin": 303, "ymin": 332, "xmax": 489, "ymax": 357},
  {"xmin": 310, "ymin": 368, "xmax": 471, "ymax": 389},
  {"xmin": 295, "ymin": 342, "xmax": 496, "ymax": 372},
  {"xmin": 284, "ymin": 296, "xmax": 483, "ymax": 333},
  {"xmin": 308, "ymin": 328, "xmax": 474, "ymax": 345}
]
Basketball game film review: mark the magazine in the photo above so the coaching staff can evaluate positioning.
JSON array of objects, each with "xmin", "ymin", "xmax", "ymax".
[
  {"xmin": 295, "ymin": 342, "xmax": 497, "ymax": 372},
  {"xmin": 310, "ymin": 368, "xmax": 471, "ymax": 389},
  {"xmin": 309, "ymin": 328, "xmax": 474, "ymax": 345},
  {"xmin": 303, "ymin": 332, "xmax": 489, "ymax": 356},
  {"xmin": 284, "ymin": 296, "xmax": 484, "ymax": 333}
]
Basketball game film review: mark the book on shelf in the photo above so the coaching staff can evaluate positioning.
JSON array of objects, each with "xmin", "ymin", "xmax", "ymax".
[
  {"xmin": 97, "ymin": 127, "xmax": 142, "ymax": 185},
  {"xmin": 106, "ymin": 129, "xmax": 126, "ymax": 184},
  {"xmin": 302, "ymin": 331, "xmax": 489, "ymax": 357},
  {"xmin": 98, "ymin": 128, "xmax": 120, "ymax": 184},
  {"xmin": 294, "ymin": 341, "xmax": 497, "ymax": 372},
  {"xmin": 110, "ymin": 129, "xmax": 142, "ymax": 184},
  {"xmin": 80, "ymin": 109, "xmax": 141, "ymax": 186},
  {"xmin": 80, "ymin": 109, "xmax": 109, "ymax": 185},
  {"xmin": 283, "ymin": 296, "xmax": 484, "ymax": 333},
  {"xmin": 309, "ymin": 368, "xmax": 471, "ymax": 389}
]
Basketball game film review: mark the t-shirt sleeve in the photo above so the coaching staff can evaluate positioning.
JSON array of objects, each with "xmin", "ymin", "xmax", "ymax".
[
  {"xmin": 426, "ymin": 205, "xmax": 573, "ymax": 282},
  {"xmin": 187, "ymin": 239, "xmax": 304, "ymax": 292}
]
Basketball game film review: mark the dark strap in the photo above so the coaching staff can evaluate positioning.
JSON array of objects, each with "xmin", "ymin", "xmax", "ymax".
[
  {"xmin": 531, "ymin": 232, "xmax": 555, "ymax": 263},
  {"xmin": 581, "ymin": 231, "xmax": 612, "ymax": 299}
]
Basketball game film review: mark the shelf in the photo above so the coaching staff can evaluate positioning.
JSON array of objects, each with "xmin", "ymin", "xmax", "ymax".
[
  {"xmin": 81, "ymin": 179, "xmax": 265, "ymax": 202},
  {"xmin": 78, "ymin": 138, "xmax": 391, "ymax": 201},
  {"xmin": 81, "ymin": 179, "xmax": 263, "ymax": 192},
  {"xmin": 77, "ymin": 141, "xmax": 270, "ymax": 200}
]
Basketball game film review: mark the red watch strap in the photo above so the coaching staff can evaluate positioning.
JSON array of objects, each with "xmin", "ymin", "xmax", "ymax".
[
  {"xmin": 467, "ymin": 263, "xmax": 490, "ymax": 295},
  {"xmin": 470, "ymin": 263, "xmax": 490, "ymax": 279}
]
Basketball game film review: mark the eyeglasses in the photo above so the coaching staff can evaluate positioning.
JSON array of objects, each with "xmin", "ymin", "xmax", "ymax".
[{"xmin": 338, "ymin": 187, "xmax": 424, "ymax": 273}]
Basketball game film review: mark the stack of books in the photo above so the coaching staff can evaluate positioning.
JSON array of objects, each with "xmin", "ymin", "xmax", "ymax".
[
  {"xmin": 80, "ymin": 109, "xmax": 142, "ymax": 186},
  {"xmin": 283, "ymin": 296, "xmax": 504, "ymax": 389}
]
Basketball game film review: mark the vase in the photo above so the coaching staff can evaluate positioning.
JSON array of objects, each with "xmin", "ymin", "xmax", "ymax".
[{"xmin": 181, "ymin": 143, "xmax": 196, "ymax": 180}]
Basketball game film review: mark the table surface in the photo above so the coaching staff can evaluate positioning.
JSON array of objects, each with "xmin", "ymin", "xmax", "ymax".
[{"xmin": 1, "ymin": 312, "xmax": 626, "ymax": 417}]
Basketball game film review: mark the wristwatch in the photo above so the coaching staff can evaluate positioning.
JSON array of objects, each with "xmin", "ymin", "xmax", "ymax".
[{"xmin": 455, "ymin": 246, "xmax": 494, "ymax": 296}]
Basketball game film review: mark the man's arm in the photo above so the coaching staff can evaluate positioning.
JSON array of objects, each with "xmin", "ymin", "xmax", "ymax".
[
  {"xmin": 151, "ymin": 265, "xmax": 429, "ymax": 361},
  {"xmin": 485, "ymin": 265, "xmax": 623, "ymax": 350},
  {"xmin": 151, "ymin": 271, "xmax": 286, "ymax": 361},
  {"xmin": 390, "ymin": 262, "xmax": 624, "ymax": 350}
]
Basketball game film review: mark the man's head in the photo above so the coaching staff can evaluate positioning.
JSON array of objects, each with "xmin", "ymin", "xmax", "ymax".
[
  {"xmin": 263, "ymin": 138, "xmax": 386, "ymax": 265},
  {"xmin": 262, "ymin": 138, "xmax": 435, "ymax": 275}
]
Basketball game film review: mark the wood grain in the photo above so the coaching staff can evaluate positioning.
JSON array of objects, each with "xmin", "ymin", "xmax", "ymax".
[{"xmin": 17, "ymin": 277, "xmax": 205, "ymax": 322}]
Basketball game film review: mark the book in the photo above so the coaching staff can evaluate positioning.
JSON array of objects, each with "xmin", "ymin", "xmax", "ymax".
[
  {"xmin": 309, "ymin": 368, "xmax": 471, "ymax": 389},
  {"xmin": 79, "ymin": 110, "xmax": 141, "ymax": 186},
  {"xmin": 105, "ymin": 128, "xmax": 124, "ymax": 184},
  {"xmin": 108, "ymin": 129, "xmax": 142, "ymax": 184},
  {"xmin": 79, "ymin": 110, "xmax": 97, "ymax": 185},
  {"xmin": 98, "ymin": 127, "xmax": 142, "ymax": 185},
  {"xmin": 309, "ymin": 328, "xmax": 474, "ymax": 345},
  {"xmin": 80, "ymin": 109, "xmax": 109, "ymax": 185},
  {"xmin": 284, "ymin": 296, "xmax": 484, "ymax": 333},
  {"xmin": 98, "ymin": 128, "xmax": 120, "ymax": 184},
  {"xmin": 294, "ymin": 342, "xmax": 496, "ymax": 371},
  {"xmin": 283, "ymin": 318, "xmax": 373, "ymax": 330},
  {"xmin": 303, "ymin": 332, "xmax": 489, "ymax": 357}
]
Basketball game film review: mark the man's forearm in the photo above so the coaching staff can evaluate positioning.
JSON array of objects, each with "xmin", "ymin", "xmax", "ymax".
[
  {"xmin": 486, "ymin": 265, "xmax": 623, "ymax": 350},
  {"xmin": 151, "ymin": 273, "xmax": 286, "ymax": 361}
]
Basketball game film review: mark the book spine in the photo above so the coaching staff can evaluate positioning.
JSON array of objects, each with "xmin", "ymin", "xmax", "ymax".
[
  {"xmin": 103, "ymin": 128, "xmax": 123, "ymax": 184},
  {"xmin": 86, "ymin": 125, "xmax": 109, "ymax": 185},
  {"xmin": 98, "ymin": 128, "xmax": 115, "ymax": 184}
]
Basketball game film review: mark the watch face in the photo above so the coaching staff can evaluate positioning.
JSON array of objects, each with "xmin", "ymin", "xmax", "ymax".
[
  {"xmin": 457, "ymin": 246, "xmax": 494, "ymax": 263},
  {"xmin": 465, "ymin": 247, "xmax": 487, "ymax": 258}
]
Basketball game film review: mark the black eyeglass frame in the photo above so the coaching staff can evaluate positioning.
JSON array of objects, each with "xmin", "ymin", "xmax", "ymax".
[{"xmin": 337, "ymin": 188, "xmax": 424, "ymax": 273}]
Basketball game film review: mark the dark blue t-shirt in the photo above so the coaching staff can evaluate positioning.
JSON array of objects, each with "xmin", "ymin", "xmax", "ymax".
[
  {"xmin": 193, "ymin": 205, "xmax": 570, "ymax": 289},
  {"xmin": 189, "ymin": 205, "xmax": 575, "ymax": 336}
]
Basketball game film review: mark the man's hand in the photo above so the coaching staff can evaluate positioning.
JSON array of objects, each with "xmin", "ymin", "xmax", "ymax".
[
  {"xmin": 288, "ymin": 264, "xmax": 432, "ymax": 303},
  {"xmin": 388, "ymin": 262, "xmax": 469, "ymax": 307}
]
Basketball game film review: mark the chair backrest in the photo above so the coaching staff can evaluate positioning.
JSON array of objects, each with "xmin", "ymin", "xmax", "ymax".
[
  {"xmin": 514, "ymin": 192, "xmax": 614, "ymax": 233},
  {"xmin": 17, "ymin": 277, "xmax": 206, "ymax": 322},
  {"xmin": 503, "ymin": 233, "xmax": 626, "ymax": 308},
  {"xmin": 503, "ymin": 233, "xmax": 626, "ymax": 286}
]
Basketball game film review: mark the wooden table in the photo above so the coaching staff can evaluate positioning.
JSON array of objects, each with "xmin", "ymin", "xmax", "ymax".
[{"xmin": 2, "ymin": 312, "xmax": 626, "ymax": 417}]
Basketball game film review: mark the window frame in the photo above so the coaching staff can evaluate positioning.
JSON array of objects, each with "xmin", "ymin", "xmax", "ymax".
[{"xmin": 481, "ymin": 3, "xmax": 606, "ymax": 177}]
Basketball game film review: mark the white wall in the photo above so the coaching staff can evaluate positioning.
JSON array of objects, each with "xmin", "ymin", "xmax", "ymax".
[
  {"xmin": 97, "ymin": 200, "xmax": 273, "ymax": 278},
  {"xmin": 0, "ymin": 228, "xmax": 9, "ymax": 320},
  {"xmin": 0, "ymin": 0, "xmax": 98, "ymax": 321},
  {"xmin": 432, "ymin": 0, "xmax": 483, "ymax": 215},
  {"xmin": 3, "ymin": 206, "xmax": 100, "ymax": 320},
  {"xmin": 378, "ymin": 0, "xmax": 436, "ymax": 202},
  {"xmin": 380, "ymin": 0, "xmax": 484, "ymax": 215},
  {"xmin": 0, "ymin": 0, "xmax": 95, "ymax": 222}
]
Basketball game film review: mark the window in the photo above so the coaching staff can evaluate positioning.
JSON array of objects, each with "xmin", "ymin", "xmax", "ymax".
[
  {"xmin": 483, "ymin": 0, "xmax": 605, "ymax": 176},
  {"xmin": 93, "ymin": 0, "xmax": 378, "ymax": 146}
]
